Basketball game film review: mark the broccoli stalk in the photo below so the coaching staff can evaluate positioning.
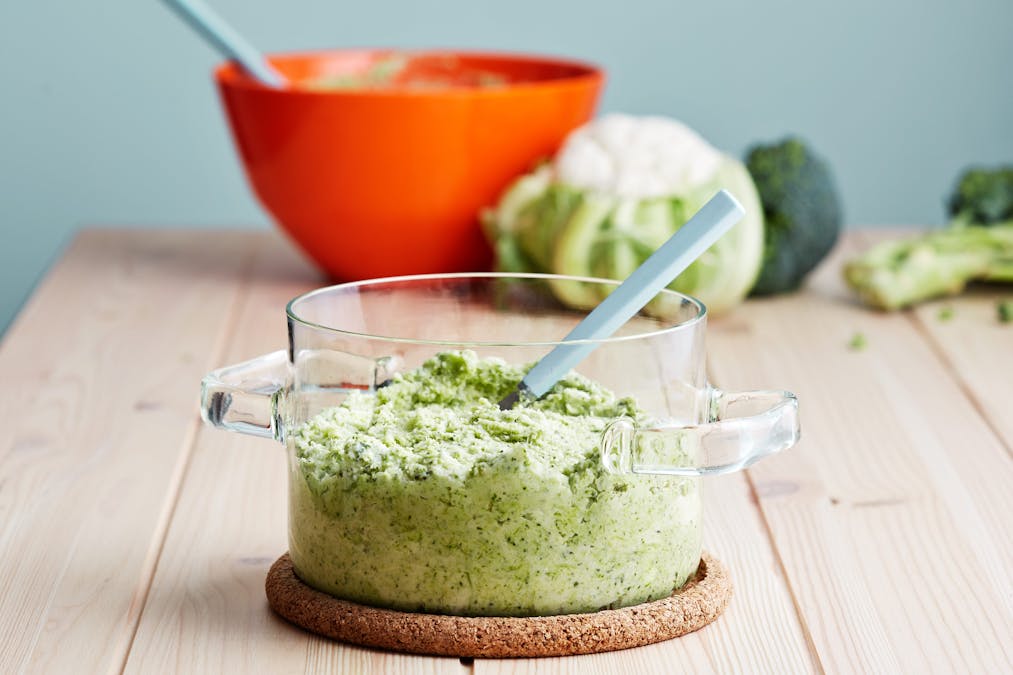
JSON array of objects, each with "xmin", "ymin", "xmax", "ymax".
[
  {"xmin": 845, "ymin": 226, "xmax": 1013, "ymax": 309},
  {"xmin": 844, "ymin": 167, "xmax": 1013, "ymax": 310}
]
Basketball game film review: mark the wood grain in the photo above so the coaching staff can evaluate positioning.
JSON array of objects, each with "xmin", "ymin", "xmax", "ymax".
[
  {"xmin": 3, "ymin": 229, "xmax": 1011, "ymax": 674},
  {"xmin": 0, "ymin": 231, "xmax": 256, "ymax": 674},
  {"xmin": 851, "ymin": 230, "xmax": 1013, "ymax": 455},
  {"xmin": 910, "ymin": 294, "xmax": 1013, "ymax": 449},
  {"xmin": 706, "ymin": 237, "xmax": 1013, "ymax": 673}
]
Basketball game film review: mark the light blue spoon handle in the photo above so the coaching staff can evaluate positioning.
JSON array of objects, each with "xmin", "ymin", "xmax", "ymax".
[
  {"xmin": 161, "ymin": 0, "xmax": 286, "ymax": 87},
  {"xmin": 520, "ymin": 189, "xmax": 744, "ymax": 399}
]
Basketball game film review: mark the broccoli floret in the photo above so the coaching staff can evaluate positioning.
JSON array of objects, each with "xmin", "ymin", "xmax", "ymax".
[
  {"xmin": 948, "ymin": 167, "xmax": 1013, "ymax": 226},
  {"xmin": 844, "ymin": 166, "xmax": 1013, "ymax": 310},
  {"xmin": 745, "ymin": 138, "xmax": 843, "ymax": 295},
  {"xmin": 847, "ymin": 332, "xmax": 868, "ymax": 351},
  {"xmin": 999, "ymin": 299, "xmax": 1013, "ymax": 324}
]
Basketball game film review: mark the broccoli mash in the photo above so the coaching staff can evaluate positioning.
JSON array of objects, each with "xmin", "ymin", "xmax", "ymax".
[
  {"xmin": 289, "ymin": 350, "xmax": 701, "ymax": 617},
  {"xmin": 306, "ymin": 54, "xmax": 508, "ymax": 91}
]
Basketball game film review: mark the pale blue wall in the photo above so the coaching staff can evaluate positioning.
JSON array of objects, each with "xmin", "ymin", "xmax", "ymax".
[{"xmin": 2, "ymin": 0, "xmax": 1011, "ymax": 333}]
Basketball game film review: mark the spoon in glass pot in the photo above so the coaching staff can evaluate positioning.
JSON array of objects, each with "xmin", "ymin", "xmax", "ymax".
[
  {"xmin": 160, "ymin": 0, "xmax": 286, "ymax": 87},
  {"xmin": 499, "ymin": 189, "xmax": 745, "ymax": 410}
]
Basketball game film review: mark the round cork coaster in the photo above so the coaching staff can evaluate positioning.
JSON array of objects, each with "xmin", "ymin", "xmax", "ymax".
[{"xmin": 266, "ymin": 552, "xmax": 732, "ymax": 658}]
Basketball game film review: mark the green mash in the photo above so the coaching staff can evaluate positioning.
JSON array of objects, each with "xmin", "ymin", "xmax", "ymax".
[{"xmin": 289, "ymin": 350, "xmax": 701, "ymax": 616}]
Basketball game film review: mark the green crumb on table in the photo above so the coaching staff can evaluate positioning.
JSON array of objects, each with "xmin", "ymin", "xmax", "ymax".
[
  {"xmin": 999, "ymin": 299, "xmax": 1013, "ymax": 323},
  {"xmin": 848, "ymin": 332, "xmax": 868, "ymax": 351},
  {"xmin": 288, "ymin": 350, "xmax": 702, "ymax": 617},
  {"xmin": 937, "ymin": 306, "xmax": 955, "ymax": 322}
]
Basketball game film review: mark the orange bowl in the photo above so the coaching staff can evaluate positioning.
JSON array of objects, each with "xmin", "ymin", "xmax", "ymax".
[{"xmin": 215, "ymin": 50, "xmax": 604, "ymax": 279}]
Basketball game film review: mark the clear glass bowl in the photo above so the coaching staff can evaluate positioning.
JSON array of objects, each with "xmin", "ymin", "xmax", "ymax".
[{"xmin": 201, "ymin": 274, "xmax": 798, "ymax": 616}]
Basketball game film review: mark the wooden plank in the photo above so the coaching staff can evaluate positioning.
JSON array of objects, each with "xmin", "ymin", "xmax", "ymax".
[
  {"xmin": 705, "ymin": 236, "xmax": 1013, "ymax": 673},
  {"xmin": 122, "ymin": 234, "xmax": 467, "ymax": 674},
  {"xmin": 0, "ymin": 230, "xmax": 256, "ymax": 674},
  {"xmin": 850, "ymin": 230, "xmax": 1012, "ymax": 453},
  {"xmin": 910, "ymin": 296, "xmax": 1013, "ymax": 447},
  {"xmin": 846, "ymin": 229, "xmax": 1013, "ymax": 454}
]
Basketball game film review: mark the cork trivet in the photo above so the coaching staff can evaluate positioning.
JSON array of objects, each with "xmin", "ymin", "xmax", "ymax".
[{"xmin": 266, "ymin": 552, "xmax": 732, "ymax": 658}]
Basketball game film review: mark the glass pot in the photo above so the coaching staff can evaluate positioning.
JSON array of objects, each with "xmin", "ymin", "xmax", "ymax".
[{"xmin": 200, "ymin": 274, "xmax": 799, "ymax": 617}]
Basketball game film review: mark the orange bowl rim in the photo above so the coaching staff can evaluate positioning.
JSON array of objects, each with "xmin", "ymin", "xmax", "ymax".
[{"xmin": 213, "ymin": 48, "xmax": 606, "ymax": 98}]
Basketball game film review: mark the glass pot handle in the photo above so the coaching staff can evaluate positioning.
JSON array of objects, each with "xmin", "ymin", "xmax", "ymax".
[
  {"xmin": 200, "ymin": 350, "xmax": 289, "ymax": 440},
  {"xmin": 601, "ymin": 388, "xmax": 799, "ymax": 477}
]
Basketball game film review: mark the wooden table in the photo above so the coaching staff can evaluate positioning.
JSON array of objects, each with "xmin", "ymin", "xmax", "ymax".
[{"xmin": 1, "ymin": 229, "xmax": 1010, "ymax": 674}]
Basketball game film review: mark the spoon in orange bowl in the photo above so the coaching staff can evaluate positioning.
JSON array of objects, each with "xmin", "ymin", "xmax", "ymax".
[{"xmin": 160, "ymin": 0, "xmax": 286, "ymax": 87}]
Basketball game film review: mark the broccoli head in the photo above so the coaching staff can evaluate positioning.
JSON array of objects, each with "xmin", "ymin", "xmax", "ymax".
[
  {"xmin": 947, "ymin": 166, "xmax": 1013, "ymax": 226},
  {"xmin": 745, "ymin": 137, "xmax": 844, "ymax": 295}
]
